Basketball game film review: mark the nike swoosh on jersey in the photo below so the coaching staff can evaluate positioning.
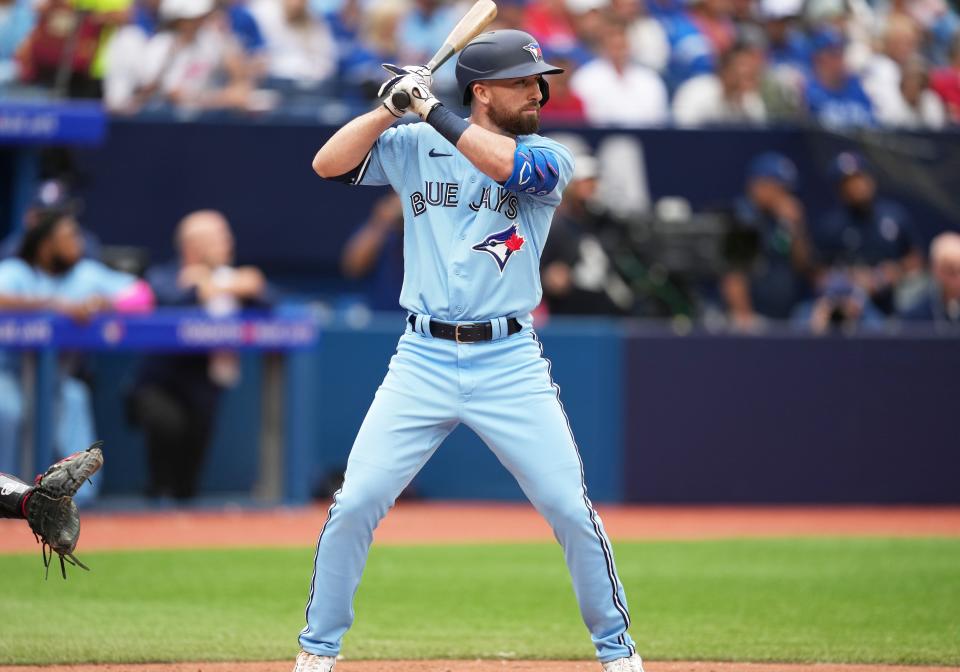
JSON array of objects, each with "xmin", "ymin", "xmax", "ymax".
[{"xmin": 428, "ymin": 149, "xmax": 452, "ymax": 158}]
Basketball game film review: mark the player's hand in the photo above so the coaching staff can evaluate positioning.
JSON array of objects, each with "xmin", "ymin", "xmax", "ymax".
[
  {"xmin": 378, "ymin": 64, "xmax": 432, "ymax": 118},
  {"xmin": 393, "ymin": 71, "xmax": 441, "ymax": 121}
]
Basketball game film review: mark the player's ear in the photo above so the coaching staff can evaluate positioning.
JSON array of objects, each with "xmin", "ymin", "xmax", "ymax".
[{"xmin": 472, "ymin": 81, "xmax": 491, "ymax": 106}]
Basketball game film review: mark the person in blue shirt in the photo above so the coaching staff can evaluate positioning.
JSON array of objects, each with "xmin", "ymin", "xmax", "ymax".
[
  {"xmin": 657, "ymin": 3, "xmax": 715, "ymax": 90},
  {"xmin": 803, "ymin": 28, "xmax": 875, "ymax": 128},
  {"xmin": 790, "ymin": 268, "xmax": 885, "ymax": 335},
  {"xmin": 0, "ymin": 0, "xmax": 35, "ymax": 86},
  {"xmin": 0, "ymin": 209, "xmax": 149, "ymax": 501},
  {"xmin": 721, "ymin": 151, "xmax": 813, "ymax": 328},
  {"xmin": 814, "ymin": 151, "xmax": 923, "ymax": 314},
  {"xmin": 340, "ymin": 193, "xmax": 405, "ymax": 312}
]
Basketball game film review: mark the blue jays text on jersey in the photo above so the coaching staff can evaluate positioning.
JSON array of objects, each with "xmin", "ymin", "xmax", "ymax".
[{"xmin": 349, "ymin": 121, "xmax": 574, "ymax": 323}]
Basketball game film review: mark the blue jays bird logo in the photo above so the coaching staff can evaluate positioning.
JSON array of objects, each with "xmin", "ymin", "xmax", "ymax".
[
  {"xmin": 522, "ymin": 43, "xmax": 543, "ymax": 63},
  {"xmin": 472, "ymin": 224, "xmax": 526, "ymax": 273}
]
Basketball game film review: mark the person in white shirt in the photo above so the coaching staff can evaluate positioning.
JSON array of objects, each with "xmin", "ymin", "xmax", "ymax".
[
  {"xmin": 139, "ymin": 0, "xmax": 254, "ymax": 112},
  {"xmin": 570, "ymin": 17, "xmax": 668, "ymax": 126},
  {"xmin": 609, "ymin": 0, "xmax": 669, "ymax": 73},
  {"xmin": 249, "ymin": 0, "xmax": 336, "ymax": 85},
  {"xmin": 863, "ymin": 16, "xmax": 945, "ymax": 129},
  {"xmin": 672, "ymin": 42, "xmax": 767, "ymax": 127}
]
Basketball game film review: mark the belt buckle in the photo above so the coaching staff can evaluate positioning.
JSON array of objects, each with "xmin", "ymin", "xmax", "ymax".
[{"xmin": 455, "ymin": 324, "xmax": 466, "ymax": 344}]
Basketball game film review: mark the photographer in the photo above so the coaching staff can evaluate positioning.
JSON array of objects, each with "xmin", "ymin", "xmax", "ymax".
[
  {"xmin": 720, "ymin": 152, "xmax": 814, "ymax": 331},
  {"xmin": 791, "ymin": 270, "xmax": 885, "ymax": 335}
]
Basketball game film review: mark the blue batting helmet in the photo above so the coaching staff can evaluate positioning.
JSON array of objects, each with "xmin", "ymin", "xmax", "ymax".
[{"xmin": 455, "ymin": 30, "xmax": 564, "ymax": 107}]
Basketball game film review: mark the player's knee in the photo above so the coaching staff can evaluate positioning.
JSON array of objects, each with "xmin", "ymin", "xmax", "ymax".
[
  {"xmin": 331, "ymin": 483, "xmax": 394, "ymax": 526},
  {"xmin": 535, "ymin": 491, "xmax": 589, "ymax": 530}
]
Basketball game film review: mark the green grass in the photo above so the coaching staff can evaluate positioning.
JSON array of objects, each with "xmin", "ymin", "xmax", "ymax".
[{"xmin": 1, "ymin": 538, "xmax": 958, "ymax": 665}]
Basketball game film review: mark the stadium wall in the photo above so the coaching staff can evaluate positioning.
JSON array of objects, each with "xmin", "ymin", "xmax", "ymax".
[{"xmin": 90, "ymin": 319, "xmax": 960, "ymax": 504}]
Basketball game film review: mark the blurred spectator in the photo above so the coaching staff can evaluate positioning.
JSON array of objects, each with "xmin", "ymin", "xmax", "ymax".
[
  {"xmin": 396, "ymin": 0, "xmax": 455, "ymax": 73},
  {"xmin": 522, "ymin": 0, "xmax": 579, "ymax": 52},
  {"xmin": 570, "ymin": 18, "xmax": 668, "ymax": 126},
  {"xmin": 102, "ymin": 1, "xmax": 155, "ymax": 113},
  {"xmin": 16, "ymin": 0, "xmax": 133, "ymax": 98},
  {"xmin": 930, "ymin": 32, "xmax": 960, "ymax": 123},
  {"xmin": 873, "ymin": 0, "xmax": 960, "ymax": 67},
  {"xmin": 813, "ymin": 151, "xmax": 923, "ymax": 314},
  {"xmin": 802, "ymin": 27, "xmax": 876, "ymax": 128},
  {"xmin": 658, "ymin": 0, "xmax": 716, "ymax": 88},
  {"xmin": 863, "ymin": 15, "xmax": 945, "ymax": 129},
  {"xmin": 220, "ymin": 0, "xmax": 266, "ymax": 56},
  {"xmin": 672, "ymin": 41, "xmax": 767, "ymax": 126},
  {"xmin": 791, "ymin": 269, "xmax": 885, "ymax": 334},
  {"xmin": 249, "ymin": 0, "xmax": 335, "ymax": 86},
  {"xmin": 721, "ymin": 152, "xmax": 813, "ymax": 328},
  {"xmin": 0, "ymin": 208, "xmax": 152, "ymax": 494},
  {"xmin": 566, "ymin": 0, "xmax": 608, "ymax": 49},
  {"xmin": 340, "ymin": 193, "xmax": 404, "ymax": 311},
  {"xmin": 759, "ymin": 0, "xmax": 807, "ymax": 70},
  {"xmin": 488, "ymin": 0, "xmax": 525, "ymax": 31},
  {"xmin": 540, "ymin": 154, "xmax": 634, "ymax": 315},
  {"xmin": 0, "ymin": 0, "xmax": 34, "ymax": 87},
  {"xmin": 687, "ymin": 0, "xmax": 737, "ymax": 58},
  {"xmin": 0, "ymin": 179, "xmax": 102, "ymax": 260},
  {"xmin": 757, "ymin": 0, "xmax": 809, "ymax": 120},
  {"xmin": 335, "ymin": 0, "xmax": 406, "ymax": 101},
  {"xmin": 134, "ymin": 0, "xmax": 257, "ymax": 113},
  {"xmin": 804, "ymin": 0, "xmax": 875, "ymax": 73},
  {"xmin": 610, "ymin": 0, "xmax": 669, "ymax": 73},
  {"xmin": 901, "ymin": 231, "xmax": 960, "ymax": 326},
  {"xmin": 128, "ymin": 210, "xmax": 269, "ymax": 501},
  {"xmin": 539, "ymin": 48, "xmax": 587, "ymax": 124}
]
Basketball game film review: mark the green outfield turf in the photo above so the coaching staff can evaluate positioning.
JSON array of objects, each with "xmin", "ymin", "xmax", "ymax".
[{"xmin": 1, "ymin": 538, "xmax": 958, "ymax": 666}]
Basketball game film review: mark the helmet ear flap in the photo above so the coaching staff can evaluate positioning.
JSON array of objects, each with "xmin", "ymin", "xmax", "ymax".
[{"xmin": 537, "ymin": 76, "xmax": 550, "ymax": 108}]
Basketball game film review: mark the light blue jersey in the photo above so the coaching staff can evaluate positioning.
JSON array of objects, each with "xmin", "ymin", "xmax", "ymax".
[
  {"xmin": 356, "ymin": 122, "xmax": 573, "ymax": 322},
  {"xmin": 0, "ymin": 258, "xmax": 136, "ymax": 491},
  {"xmin": 299, "ymin": 118, "xmax": 638, "ymax": 668}
]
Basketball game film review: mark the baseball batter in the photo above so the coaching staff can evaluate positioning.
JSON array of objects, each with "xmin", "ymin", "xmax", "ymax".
[{"xmin": 295, "ymin": 30, "xmax": 642, "ymax": 672}]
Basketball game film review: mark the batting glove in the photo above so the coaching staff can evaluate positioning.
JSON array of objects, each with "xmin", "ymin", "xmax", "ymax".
[
  {"xmin": 393, "ymin": 71, "xmax": 441, "ymax": 121},
  {"xmin": 378, "ymin": 64, "xmax": 433, "ymax": 118}
]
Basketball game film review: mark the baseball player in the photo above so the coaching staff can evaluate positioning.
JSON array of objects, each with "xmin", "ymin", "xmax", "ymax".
[
  {"xmin": 0, "ymin": 442, "xmax": 103, "ymax": 578},
  {"xmin": 295, "ymin": 30, "xmax": 642, "ymax": 672}
]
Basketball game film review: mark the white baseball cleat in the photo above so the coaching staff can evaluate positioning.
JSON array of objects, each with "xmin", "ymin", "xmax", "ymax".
[
  {"xmin": 602, "ymin": 652, "xmax": 645, "ymax": 672},
  {"xmin": 292, "ymin": 650, "xmax": 336, "ymax": 672}
]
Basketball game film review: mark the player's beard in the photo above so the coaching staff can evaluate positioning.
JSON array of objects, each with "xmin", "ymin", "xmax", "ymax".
[{"xmin": 489, "ymin": 102, "xmax": 540, "ymax": 136}]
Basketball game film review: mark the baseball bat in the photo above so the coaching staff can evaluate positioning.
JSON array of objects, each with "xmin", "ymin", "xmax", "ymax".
[{"xmin": 390, "ymin": 0, "xmax": 498, "ymax": 110}]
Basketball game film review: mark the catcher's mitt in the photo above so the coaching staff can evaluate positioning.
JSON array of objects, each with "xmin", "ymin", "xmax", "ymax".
[{"xmin": 25, "ymin": 441, "xmax": 104, "ymax": 579}]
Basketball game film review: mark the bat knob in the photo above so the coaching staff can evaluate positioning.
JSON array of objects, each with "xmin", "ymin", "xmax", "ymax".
[{"xmin": 392, "ymin": 90, "xmax": 411, "ymax": 110}]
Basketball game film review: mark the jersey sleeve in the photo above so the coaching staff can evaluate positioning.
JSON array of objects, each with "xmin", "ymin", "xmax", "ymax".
[
  {"xmin": 0, "ymin": 260, "xmax": 30, "ymax": 295},
  {"xmin": 514, "ymin": 136, "xmax": 574, "ymax": 209},
  {"xmin": 353, "ymin": 123, "xmax": 421, "ymax": 188}
]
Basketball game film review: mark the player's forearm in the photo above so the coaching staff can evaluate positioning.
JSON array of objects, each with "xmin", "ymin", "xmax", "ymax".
[
  {"xmin": 313, "ymin": 108, "xmax": 397, "ymax": 178},
  {"xmin": 455, "ymin": 124, "xmax": 516, "ymax": 183}
]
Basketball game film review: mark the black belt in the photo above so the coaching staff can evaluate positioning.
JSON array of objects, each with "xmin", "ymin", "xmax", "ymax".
[{"xmin": 408, "ymin": 315, "xmax": 522, "ymax": 343}]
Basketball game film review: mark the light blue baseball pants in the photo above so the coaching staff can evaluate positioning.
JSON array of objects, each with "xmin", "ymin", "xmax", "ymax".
[{"xmin": 299, "ymin": 322, "xmax": 636, "ymax": 662}]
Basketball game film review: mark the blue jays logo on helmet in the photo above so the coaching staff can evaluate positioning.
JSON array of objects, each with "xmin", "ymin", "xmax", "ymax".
[
  {"xmin": 522, "ymin": 42, "xmax": 543, "ymax": 63},
  {"xmin": 472, "ymin": 224, "xmax": 526, "ymax": 273}
]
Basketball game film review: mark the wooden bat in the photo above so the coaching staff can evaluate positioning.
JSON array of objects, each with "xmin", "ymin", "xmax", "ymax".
[{"xmin": 390, "ymin": 0, "xmax": 498, "ymax": 110}]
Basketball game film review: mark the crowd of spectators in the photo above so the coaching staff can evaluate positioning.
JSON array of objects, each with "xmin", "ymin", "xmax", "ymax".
[
  {"xmin": 528, "ymin": 146, "xmax": 958, "ymax": 334},
  {"xmin": 1, "ymin": 0, "xmax": 959, "ymax": 127}
]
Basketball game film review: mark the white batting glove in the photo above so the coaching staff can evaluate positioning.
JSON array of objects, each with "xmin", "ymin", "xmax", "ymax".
[
  {"xmin": 378, "ymin": 64, "xmax": 433, "ymax": 118},
  {"xmin": 393, "ymin": 71, "xmax": 441, "ymax": 121}
]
